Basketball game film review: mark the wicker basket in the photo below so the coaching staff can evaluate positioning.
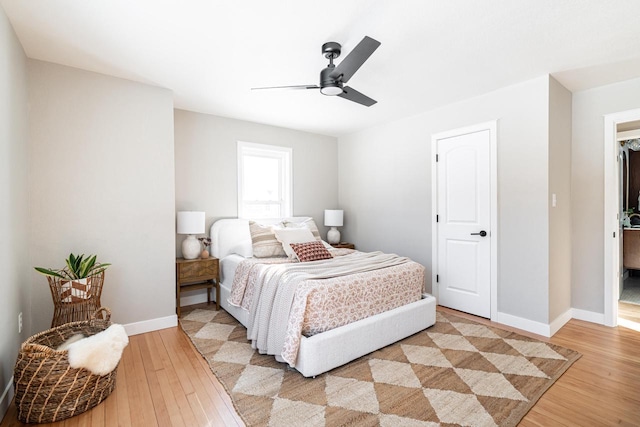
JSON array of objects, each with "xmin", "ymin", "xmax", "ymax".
[
  {"xmin": 13, "ymin": 307, "xmax": 119, "ymax": 424},
  {"xmin": 47, "ymin": 270, "xmax": 105, "ymax": 327}
]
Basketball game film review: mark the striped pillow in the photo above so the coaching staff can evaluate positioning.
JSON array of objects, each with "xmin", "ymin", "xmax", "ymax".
[
  {"xmin": 290, "ymin": 241, "xmax": 333, "ymax": 262},
  {"xmin": 249, "ymin": 221, "xmax": 286, "ymax": 258}
]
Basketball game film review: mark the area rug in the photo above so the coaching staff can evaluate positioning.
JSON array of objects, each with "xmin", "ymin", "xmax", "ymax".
[{"xmin": 179, "ymin": 307, "xmax": 580, "ymax": 427}]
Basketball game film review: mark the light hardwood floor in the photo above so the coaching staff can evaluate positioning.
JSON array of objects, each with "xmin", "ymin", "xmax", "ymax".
[{"xmin": 2, "ymin": 304, "xmax": 639, "ymax": 426}]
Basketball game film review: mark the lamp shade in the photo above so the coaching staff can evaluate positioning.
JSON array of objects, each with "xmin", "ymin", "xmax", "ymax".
[
  {"xmin": 177, "ymin": 211, "xmax": 205, "ymax": 234},
  {"xmin": 324, "ymin": 210, "xmax": 344, "ymax": 227}
]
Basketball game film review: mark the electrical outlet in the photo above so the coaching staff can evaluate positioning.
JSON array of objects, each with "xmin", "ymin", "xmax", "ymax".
[{"xmin": 18, "ymin": 312, "xmax": 22, "ymax": 334}]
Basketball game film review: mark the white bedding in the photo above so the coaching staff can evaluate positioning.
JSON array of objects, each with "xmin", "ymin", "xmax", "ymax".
[
  {"xmin": 211, "ymin": 217, "xmax": 437, "ymax": 377},
  {"xmin": 244, "ymin": 251, "xmax": 422, "ymax": 366}
]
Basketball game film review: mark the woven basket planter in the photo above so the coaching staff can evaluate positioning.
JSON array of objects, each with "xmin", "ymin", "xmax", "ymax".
[
  {"xmin": 13, "ymin": 307, "xmax": 118, "ymax": 424},
  {"xmin": 47, "ymin": 271, "xmax": 105, "ymax": 328}
]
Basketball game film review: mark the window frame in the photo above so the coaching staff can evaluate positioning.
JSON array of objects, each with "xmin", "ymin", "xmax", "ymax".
[{"xmin": 237, "ymin": 141, "xmax": 292, "ymax": 219}]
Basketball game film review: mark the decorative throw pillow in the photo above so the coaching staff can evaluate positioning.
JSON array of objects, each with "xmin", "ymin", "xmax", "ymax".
[
  {"xmin": 274, "ymin": 227, "xmax": 317, "ymax": 258},
  {"xmin": 283, "ymin": 218, "xmax": 322, "ymax": 241},
  {"xmin": 290, "ymin": 241, "xmax": 333, "ymax": 262},
  {"xmin": 249, "ymin": 221, "xmax": 286, "ymax": 258}
]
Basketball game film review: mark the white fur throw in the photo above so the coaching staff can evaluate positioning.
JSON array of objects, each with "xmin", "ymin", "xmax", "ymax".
[
  {"xmin": 66, "ymin": 324, "xmax": 129, "ymax": 375},
  {"xmin": 56, "ymin": 333, "xmax": 86, "ymax": 351}
]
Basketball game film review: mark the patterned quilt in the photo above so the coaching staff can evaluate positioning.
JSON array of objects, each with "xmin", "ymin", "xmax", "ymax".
[{"xmin": 228, "ymin": 251, "xmax": 425, "ymax": 366}]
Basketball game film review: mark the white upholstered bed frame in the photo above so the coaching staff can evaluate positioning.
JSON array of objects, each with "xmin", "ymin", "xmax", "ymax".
[{"xmin": 210, "ymin": 217, "xmax": 437, "ymax": 377}]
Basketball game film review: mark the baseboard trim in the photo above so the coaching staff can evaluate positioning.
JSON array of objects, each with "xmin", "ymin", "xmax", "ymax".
[
  {"xmin": 496, "ymin": 311, "xmax": 552, "ymax": 337},
  {"xmin": 495, "ymin": 307, "xmax": 609, "ymax": 338},
  {"xmin": 550, "ymin": 309, "xmax": 573, "ymax": 336},
  {"xmin": 124, "ymin": 314, "xmax": 178, "ymax": 336},
  {"xmin": 0, "ymin": 377, "xmax": 14, "ymax": 423},
  {"xmin": 496, "ymin": 307, "xmax": 601, "ymax": 338},
  {"xmin": 571, "ymin": 308, "xmax": 605, "ymax": 324}
]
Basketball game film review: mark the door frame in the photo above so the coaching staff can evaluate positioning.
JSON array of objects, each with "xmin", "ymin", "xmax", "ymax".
[
  {"xmin": 604, "ymin": 108, "xmax": 640, "ymax": 327},
  {"xmin": 431, "ymin": 120, "xmax": 498, "ymax": 320}
]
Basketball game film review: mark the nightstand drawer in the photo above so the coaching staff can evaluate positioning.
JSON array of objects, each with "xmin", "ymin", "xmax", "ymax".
[{"xmin": 178, "ymin": 259, "xmax": 218, "ymax": 281}]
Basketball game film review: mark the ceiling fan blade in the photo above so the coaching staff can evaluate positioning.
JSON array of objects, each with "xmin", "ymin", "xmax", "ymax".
[
  {"xmin": 329, "ymin": 36, "xmax": 381, "ymax": 83},
  {"xmin": 251, "ymin": 84, "xmax": 320, "ymax": 90},
  {"xmin": 338, "ymin": 86, "xmax": 377, "ymax": 107}
]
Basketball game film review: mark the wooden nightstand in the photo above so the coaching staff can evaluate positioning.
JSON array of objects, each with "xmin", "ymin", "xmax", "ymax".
[
  {"xmin": 331, "ymin": 242, "xmax": 355, "ymax": 249},
  {"xmin": 176, "ymin": 257, "xmax": 219, "ymax": 317}
]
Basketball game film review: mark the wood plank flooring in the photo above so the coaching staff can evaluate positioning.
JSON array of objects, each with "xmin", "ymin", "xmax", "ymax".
[
  {"xmin": 619, "ymin": 301, "xmax": 640, "ymax": 324},
  {"xmin": 1, "ymin": 318, "xmax": 244, "ymax": 427},
  {"xmin": 2, "ymin": 304, "xmax": 639, "ymax": 426}
]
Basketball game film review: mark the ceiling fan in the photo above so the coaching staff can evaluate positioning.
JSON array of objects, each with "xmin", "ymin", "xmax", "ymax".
[{"xmin": 252, "ymin": 36, "xmax": 381, "ymax": 107}]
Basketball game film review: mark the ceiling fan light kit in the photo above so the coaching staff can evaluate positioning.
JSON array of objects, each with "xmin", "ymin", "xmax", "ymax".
[
  {"xmin": 320, "ymin": 85, "xmax": 343, "ymax": 96},
  {"xmin": 252, "ymin": 36, "xmax": 381, "ymax": 106}
]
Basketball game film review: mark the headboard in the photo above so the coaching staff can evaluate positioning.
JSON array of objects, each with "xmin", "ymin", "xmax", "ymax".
[{"xmin": 210, "ymin": 217, "xmax": 313, "ymax": 259}]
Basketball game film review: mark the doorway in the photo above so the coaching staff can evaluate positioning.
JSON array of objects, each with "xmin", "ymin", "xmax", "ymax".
[
  {"xmin": 431, "ymin": 121, "xmax": 498, "ymax": 319},
  {"xmin": 618, "ymin": 122, "xmax": 640, "ymax": 324},
  {"xmin": 604, "ymin": 109, "xmax": 640, "ymax": 327}
]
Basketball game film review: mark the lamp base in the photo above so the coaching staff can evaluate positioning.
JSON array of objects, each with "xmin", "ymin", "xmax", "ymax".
[
  {"xmin": 182, "ymin": 235, "xmax": 200, "ymax": 260},
  {"xmin": 327, "ymin": 227, "xmax": 340, "ymax": 244}
]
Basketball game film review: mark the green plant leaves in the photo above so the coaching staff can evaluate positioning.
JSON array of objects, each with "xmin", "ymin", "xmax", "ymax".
[
  {"xmin": 35, "ymin": 253, "xmax": 110, "ymax": 279},
  {"xmin": 33, "ymin": 267, "xmax": 66, "ymax": 279}
]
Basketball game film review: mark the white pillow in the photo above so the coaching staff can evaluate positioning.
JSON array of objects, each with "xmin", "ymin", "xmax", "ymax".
[
  {"xmin": 283, "ymin": 218, "xmax": 322, "ymax": 241},
  {"xmin": 274, "ymin": 227, "xmax": 317, "ymax": 258}
]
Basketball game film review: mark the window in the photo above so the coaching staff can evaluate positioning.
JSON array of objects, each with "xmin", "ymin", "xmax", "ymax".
[{"xmin": 237, "ymin": 141, "xmax": 292, "ymax": 219}]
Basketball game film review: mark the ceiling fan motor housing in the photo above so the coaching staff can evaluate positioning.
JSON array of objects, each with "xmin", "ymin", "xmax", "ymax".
[
  {"xmin": 319, "ymin": 42, "xmax": 343, "ymax": 95},
  {"xmin": 320, "ymin": 66, "xmax": 343, "ymax": 95}
]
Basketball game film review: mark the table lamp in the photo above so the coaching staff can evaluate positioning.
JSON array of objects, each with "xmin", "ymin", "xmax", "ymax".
[
  {"xmin": 324, "ymin": 209, "xmax": 344, "ymax": 244},
  {"xmin": 177, "ymin": 211, "xmax": 205, "ymax": 260}
]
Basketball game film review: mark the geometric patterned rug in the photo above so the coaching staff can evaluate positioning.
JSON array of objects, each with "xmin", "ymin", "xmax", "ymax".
[{"xmin": 180, "ymin": 306, "xmax": 580, "ymax": 427}]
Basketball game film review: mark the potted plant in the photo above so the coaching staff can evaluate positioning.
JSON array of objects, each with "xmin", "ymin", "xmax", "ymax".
[{"xmin": 35, "ymin": 253, "xmax": 110, "ymax": 303}]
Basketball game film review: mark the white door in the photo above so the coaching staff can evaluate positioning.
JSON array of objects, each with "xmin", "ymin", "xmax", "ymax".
[{"xmin": 433, "ymin": 125, "xmax": 492, "ymax": 318}]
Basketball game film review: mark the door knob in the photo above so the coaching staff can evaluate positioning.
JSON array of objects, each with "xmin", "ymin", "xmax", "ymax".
[{"xmin": 470, "ymin": 230, "xmax": 487, "ymax": 237}]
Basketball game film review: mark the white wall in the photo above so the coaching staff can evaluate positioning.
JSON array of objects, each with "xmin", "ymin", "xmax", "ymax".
[
  {"xmin": 548, "ymin": 77, "xmax": 572, "ymax": 322},
  {"xmin": 174, "ymin": 109, "xmax": 338, "ymax": 258},
  {"xmin": 339, "ymin": 76, "xmax": 553, "ymax": 325},
  {"xmin": 28, "ymin": 60, "xmax": 177, "ymax": 332},
  {"xmin": 0, "ymin": 6, "xmax": 29, "ymax": 417},
  {"xmin": 572, "ymin": 77, "xmax": 640, "ymax": 313}
]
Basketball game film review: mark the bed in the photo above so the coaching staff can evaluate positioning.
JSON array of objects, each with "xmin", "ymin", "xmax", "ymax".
[{"xmin": 210, "ymin": 217, "xmax": 436, "ymax": 377}]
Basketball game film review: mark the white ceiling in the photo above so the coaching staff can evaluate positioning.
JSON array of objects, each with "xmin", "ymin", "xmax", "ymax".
[{"xmin": 3, "ymin": 0, "xmax": 640, "ymax": 137}]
